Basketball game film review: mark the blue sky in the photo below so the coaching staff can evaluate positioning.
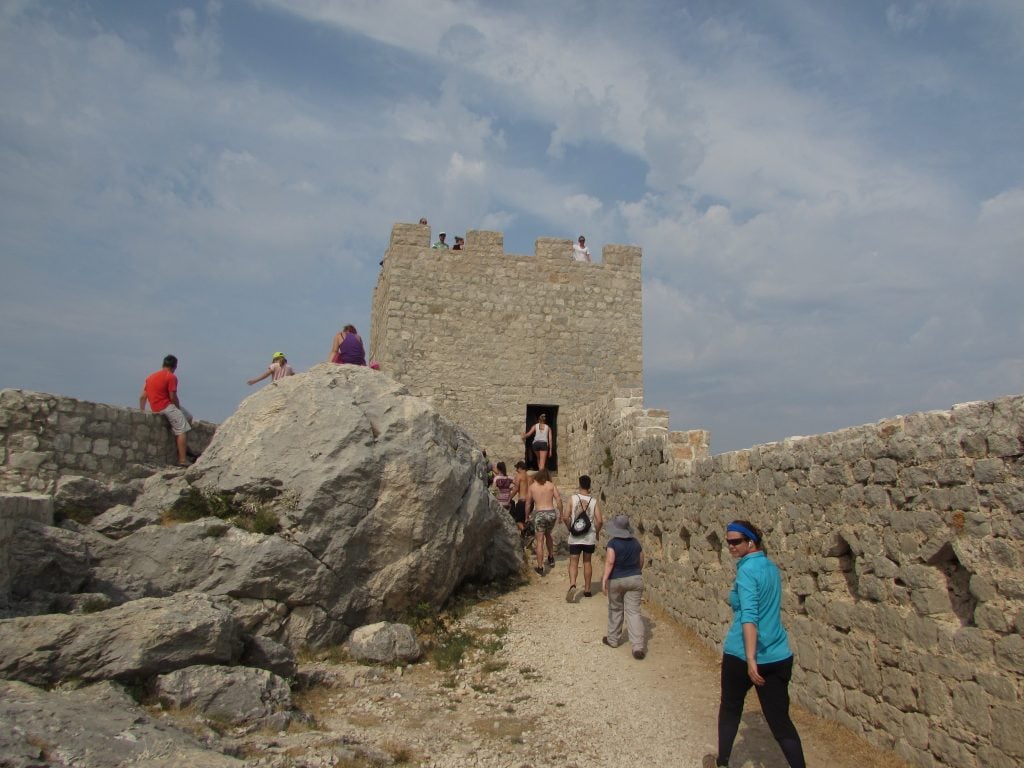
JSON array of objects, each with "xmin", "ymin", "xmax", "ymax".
[{"xmin": 1, "ymin": 0, "xmax": 1022, "ymax": 454}]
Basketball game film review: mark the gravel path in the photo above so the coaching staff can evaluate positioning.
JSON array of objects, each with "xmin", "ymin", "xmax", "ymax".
[{"xmin": 276, "ymin": 554, "xmax": 912, "ymax": 768}]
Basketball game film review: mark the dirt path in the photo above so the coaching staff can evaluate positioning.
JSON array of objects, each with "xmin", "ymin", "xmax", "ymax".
[{"xmin": 274, "ymin": 554, "xmax": 912, "ymax": 768}]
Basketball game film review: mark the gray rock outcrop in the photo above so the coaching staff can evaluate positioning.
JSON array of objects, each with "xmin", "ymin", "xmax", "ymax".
[
  {"xmin": 93, "ymin": 364, "xmax": 523, "ymax": 648},
  {"xmin": 0, "ymin": 679, "xmax": 243, "ymax": 767},
  {"xmin": 155, "ymin": 664, "xmax": 293, "ymax": 728},
  {"xmin": 0, "ymin": 592, "xmax": 242, "ymax": 687}
]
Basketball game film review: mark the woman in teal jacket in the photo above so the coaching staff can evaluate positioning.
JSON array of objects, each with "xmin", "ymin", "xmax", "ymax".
[{"xmin": 704, "ymin": 520, "xmax": 806, "ymax": 768}]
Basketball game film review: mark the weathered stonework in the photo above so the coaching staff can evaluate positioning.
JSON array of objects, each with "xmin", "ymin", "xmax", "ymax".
[
  {"xmin": 0, "ymin": 389, "xmax": 215, "ymax": 495},
  {"xmin": 370, "ymin": 223, "xmax": 642, "ymax": 474},
  {"xmin": 564, "ymin": 390, "xmax": 1024, "ymax": 768}
]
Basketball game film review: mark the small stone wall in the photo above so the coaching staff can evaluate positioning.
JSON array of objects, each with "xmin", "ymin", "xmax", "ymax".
[
  {"xmin": 0, "ymin": 389, "xmax": 216, "ymax": 495},
  {"xmin": 564, "ymin": 391, "xmax": 1024, "ymax": 768}
]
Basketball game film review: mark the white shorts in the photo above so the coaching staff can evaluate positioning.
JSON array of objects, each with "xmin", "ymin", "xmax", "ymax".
[{"xmin": 160, "ymin": 404, "xmax": 192, "ymax": 435}]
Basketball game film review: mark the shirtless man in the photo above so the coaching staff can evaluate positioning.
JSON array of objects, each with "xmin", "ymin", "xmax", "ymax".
[
  {"xmin": 510, "ymin": 460, "xmax": 530, "ymax": 536},
  {"xmin": 525, "ymin": 468, "xmax": 561, "ymax": 575}
]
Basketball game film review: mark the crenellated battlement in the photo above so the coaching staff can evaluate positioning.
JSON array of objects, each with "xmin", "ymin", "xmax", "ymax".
[{"xmin": 385, "ymin": 222, "xmax": 641, "ymax": 270}]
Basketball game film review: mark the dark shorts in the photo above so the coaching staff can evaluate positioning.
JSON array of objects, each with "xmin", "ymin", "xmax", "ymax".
[
  {"xmin": 511, "ymin": 500, "xmax": 526, "ymax": 524},
  {"xmin": 533, "ymin": 441, "xmax": 549, "ymax": 452},
  {"xmin": 568, "ymin": 543, "xmax": 596, "ymax": 555}
]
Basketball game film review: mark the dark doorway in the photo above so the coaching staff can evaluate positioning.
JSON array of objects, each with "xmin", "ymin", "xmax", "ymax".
[{"xmin": 523, "ymin": 404, "xmax": 558, "ymax": 472}]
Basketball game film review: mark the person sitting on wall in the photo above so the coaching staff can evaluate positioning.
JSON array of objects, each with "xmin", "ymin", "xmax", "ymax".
[
  {"xmin": 329, "ymin": 325, "xmax": 367, "ymax": 366},
  {"xmin": 431, "ymin": 231, "xmax": 449, "ymax": 249},
  {"xmin": 572, "ymin": 234, "xmax": 592, "ymax": 263},
  {"xmin": 522, "ymin": 413, "xmax": 553, "ymax": 470},
  {"xmin": 247, "ymin": 351, "xmax": 295, "ymax": 386},
  {"xmin": 139, "ymin": 354, "xmax": 194, "ymax": 467}
]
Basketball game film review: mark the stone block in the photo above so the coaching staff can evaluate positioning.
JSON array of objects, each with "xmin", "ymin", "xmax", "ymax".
[
  {"xmin": 995, "ymin": 633, "xmax": 1024, "ymax": 673},
  {"xmin": 902, "ymin": 711, "xmax": 930, "ymax": 749},
  {"xmin": 991, "ymin": 702, "xmax": 1024, "ymax": 758}
]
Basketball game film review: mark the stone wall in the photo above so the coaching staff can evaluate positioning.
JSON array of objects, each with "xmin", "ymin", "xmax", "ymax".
[
  {"xmin": 564, "ymin": 391, "xmax": 1024, "ymax": 768},
  {"xmin": 370, "ymin": 223, "xmax": 642, "ymax": 473},
  {"xmin": 0, "ymin": 389, "xmax": 216, "ymax": 495}
]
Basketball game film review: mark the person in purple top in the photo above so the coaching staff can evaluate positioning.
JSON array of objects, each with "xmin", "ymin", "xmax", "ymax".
[{"xmin": 329, "ymin": 324, "xmax": 366, "ymax": 366}]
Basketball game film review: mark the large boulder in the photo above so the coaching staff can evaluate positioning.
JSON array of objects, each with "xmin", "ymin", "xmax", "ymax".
[
  {"xmin": 93, "ymin": 365, "xmax": 522, "ymax": 648},
  {"xmin": 0, "ymin": 592, "xmax": 242, "ymax": 687},
  {"xmin": 346, "ymin": 621, "xmax": 422, "ymax": 663}
]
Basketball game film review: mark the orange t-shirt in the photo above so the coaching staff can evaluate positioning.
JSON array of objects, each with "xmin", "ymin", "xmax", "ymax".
[{"xmin": 144, "ymin": 369, "xmax": 178, "ymax": 412}]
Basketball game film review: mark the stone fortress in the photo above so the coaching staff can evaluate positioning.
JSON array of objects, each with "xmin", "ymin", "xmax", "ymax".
[
  {"xmin": 0, "ymin": 222, "xmax": 1021, "ymax": 767},
  {"xmin": 370, "ymin": 222, "xmax": 642, "ymax": 474},
  {"xmin": 370, "ymin": 223, "xmax": 1024, "ymax": 768}
]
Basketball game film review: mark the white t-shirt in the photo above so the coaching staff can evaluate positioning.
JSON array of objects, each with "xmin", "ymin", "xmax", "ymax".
[
  {"xmin": 567, "ymin": 493, "xmax": 597, "ymax": 546},
  {"xmin": 572, "ymin": 243, "xmax": 591, "ymax": 262}
]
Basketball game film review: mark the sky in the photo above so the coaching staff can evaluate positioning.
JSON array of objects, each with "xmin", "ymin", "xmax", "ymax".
[{"xmin": 1, "ymin": 0, "xmax": 1023, "ymax": 455}]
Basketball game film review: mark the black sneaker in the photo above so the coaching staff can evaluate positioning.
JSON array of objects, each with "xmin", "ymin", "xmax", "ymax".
[
  {"xmin": 546, "ymin": 556, "xmax": 555, "ymax": 566},
  {"xmin": 633, "ymin": 649, "xmax": 646, "ymax": 660}
]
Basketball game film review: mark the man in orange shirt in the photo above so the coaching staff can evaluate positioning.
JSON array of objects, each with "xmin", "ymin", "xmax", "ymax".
[{"xmin": 140, "ymin": 354, "xmax": 192, "ymax": 466}]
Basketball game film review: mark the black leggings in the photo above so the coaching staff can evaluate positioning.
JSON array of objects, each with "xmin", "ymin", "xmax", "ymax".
[{"xmin": 716, "ymin": 654, "xmax": 806, "ymax": 768}]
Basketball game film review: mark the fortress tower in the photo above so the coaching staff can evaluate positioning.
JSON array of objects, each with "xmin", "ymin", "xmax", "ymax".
[{"xmin": 370, "ymin": 222, "xmax": 643, "ymax": 475}]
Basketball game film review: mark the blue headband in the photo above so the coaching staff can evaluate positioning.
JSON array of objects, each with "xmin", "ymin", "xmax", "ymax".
[{"xmin": 727, "ymin": 522, "xmax": 760, "ymax": 542}]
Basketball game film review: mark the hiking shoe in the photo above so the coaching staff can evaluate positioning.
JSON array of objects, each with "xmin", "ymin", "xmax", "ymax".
[
  {"xmin": 565, "ymin": 585, "xmax": 576, "ymax": 603},
  {"xmin": 583, "ymin": 591, "xmax": 593, "ymax": 597},
  {"xmin": 546, "ymin": 556, "xmax": 555, "ymax": 566},
  {"xmin": 534, "ymin": 567, "xmax": 544, "ymax": 576},
  {"xmin": 633, "ymin": 649, "xmax": 646, "ymax": 660},
  {"xmin": 601, "ymin": 636, "xmax": 616, "ymax": 648}
]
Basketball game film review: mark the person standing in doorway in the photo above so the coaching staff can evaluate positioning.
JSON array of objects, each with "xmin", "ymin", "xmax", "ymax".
[
  {"xmin": 522, "ymin": 413, "xmax": 553, "ymax": 470},
  {"xmin": 703, "ymin": 520, "xmax": 806, "ymax": 768}
]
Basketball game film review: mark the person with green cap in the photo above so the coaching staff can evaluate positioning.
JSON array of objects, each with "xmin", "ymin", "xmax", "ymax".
[{"xmin": 247, "ymin": 352, "xmax": 295, "ymax": 386}]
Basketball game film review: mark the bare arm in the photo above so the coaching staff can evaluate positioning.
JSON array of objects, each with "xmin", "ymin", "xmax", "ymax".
[
  {"xmin": 248, "ymin": 368, "xmax": 272, "ymax": 386},
  {"xmin": 328, "ymin": 331, "xmax": 344, "ymax": 362},
  {"xmin": 522, "ymin": 424, "xmax": 537, "ymax": 439},
  {"xmin": 601, "ymin": 546, "xmax": 616, "ymax": 595},
  {"xmin": 138, "ymin": 388, "xmax": 148, "ymax": 411},
  {"xmin": 593, "ymin": 500, "xmax": 603, "ymax": 536}
]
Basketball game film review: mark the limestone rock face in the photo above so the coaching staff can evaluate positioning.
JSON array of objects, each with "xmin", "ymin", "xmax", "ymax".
[
  {"xmin": 0, "ymin": 680, "xmax": 243, "ymax": 767},
  {"xmin": 0, "ymin": 592, "xmax": 242, "ymax": 687},
  {"xmin": 95, "ymin": 365, "xmax": 523, "ymax": 648},
  {"xmin": 155, "ymin": 664, "xmax": 293, "ymax": 727}
]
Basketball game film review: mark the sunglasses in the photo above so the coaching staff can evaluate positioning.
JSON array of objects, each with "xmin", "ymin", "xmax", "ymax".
[{"xmin": 725, "ymin": 538, "xmax": 747, "ymax": 546}]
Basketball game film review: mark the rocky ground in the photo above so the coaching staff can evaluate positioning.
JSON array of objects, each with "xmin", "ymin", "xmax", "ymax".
[{"xmin": 190, "ymin": 553, "xmax": 914, "ymax": 768}]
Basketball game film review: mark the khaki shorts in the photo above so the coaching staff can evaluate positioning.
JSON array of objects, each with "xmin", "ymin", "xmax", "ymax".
[
  {"xmin": 160, "ymin": 404, "xmax": 192, "ymax": 436},
  {"xmin": 532, "ymin": 509, "xmax": 557, "ymax": 533}
]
